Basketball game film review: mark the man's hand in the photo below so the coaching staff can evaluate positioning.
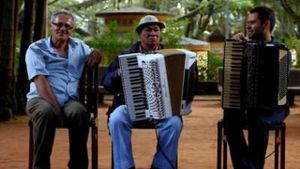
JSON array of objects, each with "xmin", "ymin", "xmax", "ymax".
[
  {"xmin": 232, "ymin": 32, "xmax": 247, "ymax": 42},
  {"xmin": 34, "ymin": 75, "xmax": 61, "ymax": 113},
  {"xmin": 87, "ymin": 49, "xmax": 102, "ymax": 67},
  {"xmin": 117, "ymin": 68, "xmax": 122, "ymax": 77}
]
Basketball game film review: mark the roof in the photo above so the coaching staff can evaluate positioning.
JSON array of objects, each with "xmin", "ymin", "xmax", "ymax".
[
  {"xmin": 180, "ymin": 37, "xmax": 209, "ymax": 51},
  {"xmin": 96, "ymin": 6, "xmax": 172, "ymax": 17},
  {"xmin": 180, "ymin": 37, "xmax": 209, "ymax": 46}
]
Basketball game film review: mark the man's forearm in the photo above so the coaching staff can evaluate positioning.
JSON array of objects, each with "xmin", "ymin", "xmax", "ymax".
[{"xmin": 33, "ymin": 75, "xmax": 61, "ymax": 110}]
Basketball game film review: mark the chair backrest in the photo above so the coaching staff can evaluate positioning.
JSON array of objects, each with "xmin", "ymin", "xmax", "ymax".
[{"xmin": 79, "ymin": 65, "xmax": 99, "ymax": 120}]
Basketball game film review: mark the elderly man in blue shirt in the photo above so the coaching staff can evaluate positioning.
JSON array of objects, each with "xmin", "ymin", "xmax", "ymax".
[{"xmin": 25, "ymin": 10, "xmax": 102, "ymax": 169}]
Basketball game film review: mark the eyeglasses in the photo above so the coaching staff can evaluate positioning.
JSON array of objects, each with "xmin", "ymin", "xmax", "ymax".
[{"xmin": 51, "ymin": 22, "xmax": 74, "ymax": 30}]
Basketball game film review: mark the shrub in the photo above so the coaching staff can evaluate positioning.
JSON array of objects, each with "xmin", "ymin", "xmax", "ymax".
[{"xmin": 206, "ymin": 52, "xmax": 223, "ymax": 80}]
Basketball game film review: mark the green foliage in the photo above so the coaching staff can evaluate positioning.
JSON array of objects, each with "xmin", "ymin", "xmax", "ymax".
[
  {"xmin": 253, "ymin": 0, "xmax": 300, "ymax": 39},
  {"xmin": 86, "ymin": 21, "xmax": 138, "ymax": 66},
  {"xmin": 283, "ymin": 38, "xmax": 300, "ymax": 51},
  {"xmin": 206, "ymin": 52, "xmax": 223, "ymax": 80},
  {"xmin": 283, "ymin": 38, "xmax": 300, "ymax": 67},
  {"xmin": 162, "ymin": 18, "xmax": 188, "ymax": 48},
  {"xmin": 85, "ymin": 19, "xmax": 187, "ymax": 66}
]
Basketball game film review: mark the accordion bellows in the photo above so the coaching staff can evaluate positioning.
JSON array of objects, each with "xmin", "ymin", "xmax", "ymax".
[
  {"xmin": 119, "ymin": 49, "xmax": 197, "ymax": 121},
  {"xmin": 222, "ymin": 40, "xmax": 289, "ymax": 111}
]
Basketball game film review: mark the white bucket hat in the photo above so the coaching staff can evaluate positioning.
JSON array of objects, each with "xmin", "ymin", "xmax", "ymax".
[{"xmin": 136, "ymin": 15, "xmax": 165, "ymax": 33}]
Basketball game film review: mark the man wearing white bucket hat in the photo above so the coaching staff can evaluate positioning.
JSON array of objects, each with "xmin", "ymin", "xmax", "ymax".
[{"xmin": 102, "ymin": 15, "xmax": 182, "ymax": 169}]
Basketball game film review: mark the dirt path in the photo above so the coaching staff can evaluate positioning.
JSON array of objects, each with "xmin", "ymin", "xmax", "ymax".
[{"xmin": 0, "ymin": 97, "xmax": 299, "ymax": 169}]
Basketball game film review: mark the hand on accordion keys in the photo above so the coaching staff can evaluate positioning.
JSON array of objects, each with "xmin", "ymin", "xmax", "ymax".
[
  {"xmin": 232, "ymin": 32, "xmax": 248, "ymax": 42},
  {"xmin": 117, "ymin": 68, "xmax": 122, "ymax": 77}
]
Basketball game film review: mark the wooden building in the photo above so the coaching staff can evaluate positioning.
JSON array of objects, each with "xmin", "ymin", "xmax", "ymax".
[{"xmin": 96, "ymin": 6, "xmax": 172, "ymax": 33}]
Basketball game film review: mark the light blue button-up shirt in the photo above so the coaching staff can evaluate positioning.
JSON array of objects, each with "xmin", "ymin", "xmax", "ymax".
[{"xmin": 25, "ymin": 37, "xmax": 92, "ymax": 106}]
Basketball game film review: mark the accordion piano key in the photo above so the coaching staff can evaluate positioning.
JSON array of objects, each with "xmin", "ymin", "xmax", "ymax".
[
  {"xmin": 222, "ymin": 40, "xmax": 289, "ymax": 111},
  {"xmin": 119, "ymin": 49, "xmax": 197, "ymax": 121}
]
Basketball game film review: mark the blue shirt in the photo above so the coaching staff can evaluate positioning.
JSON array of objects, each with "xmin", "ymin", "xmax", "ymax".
[{"xmin": 26, "ymin": 37, "xmax": 92, "ymax": 106}]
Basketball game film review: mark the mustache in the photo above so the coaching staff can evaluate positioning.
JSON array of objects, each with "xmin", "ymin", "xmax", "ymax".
[{"xmin": 147, "ymin": 35, "xmax": 158, "ymax": 38}]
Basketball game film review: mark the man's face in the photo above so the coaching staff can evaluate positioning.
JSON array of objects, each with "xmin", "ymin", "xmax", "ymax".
[
  {"xmin": 246, "ymin": 12, "xmax": 265, "ymax": 40},
  {"xmin": 50, "ymin": 14, "xmax": 74, "ymax": 41},
  {"xmin": 139, "ymin": 25, "xmax": 161, "ymax": 47}
]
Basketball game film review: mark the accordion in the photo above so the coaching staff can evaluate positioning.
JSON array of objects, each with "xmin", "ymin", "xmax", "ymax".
[
  {"xmin": 119, "ymin": 49, "xmax": 197, "ymax": 121},
  {"xmin": 222, "ymin": 40, "xmax": 289, "ymax": 111}
]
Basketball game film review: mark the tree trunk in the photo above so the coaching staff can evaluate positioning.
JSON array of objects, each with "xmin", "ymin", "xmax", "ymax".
[
  {"xmin": 16, "ymin": 0, "xmax": 34, "ymax": 115},
  {"xmin": 33, "ymin": 0, "xmax": 47, "ymax": 41},
  {"xmin": 0, "ymin": 0, "xmax": 17, "ymax": 121}
]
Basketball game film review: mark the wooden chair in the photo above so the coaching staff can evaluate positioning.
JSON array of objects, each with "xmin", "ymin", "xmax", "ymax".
[
  {"xmin": 216, "ymin": 119, "xmax": 286, "ymax": 169},
  {"xmin": 28, "ymin": 65, "xmax": 99, "ymax": 169}
]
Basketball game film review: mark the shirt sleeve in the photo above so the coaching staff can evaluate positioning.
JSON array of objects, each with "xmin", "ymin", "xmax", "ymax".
[
  {"xmin": 25, "ymin": 44, "xmax": 49, "ymax": 81},
  {"xmin": 101, "ymin": 59, "xmax": 123, "ymax": 93}
]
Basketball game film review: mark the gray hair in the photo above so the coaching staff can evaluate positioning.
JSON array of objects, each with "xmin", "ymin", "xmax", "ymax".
[{"xmin": 50, "ymin": 10, "xmax": 75, "ymax": 25}]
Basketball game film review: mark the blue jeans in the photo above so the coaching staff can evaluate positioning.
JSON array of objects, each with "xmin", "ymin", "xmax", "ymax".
[{"xmin": 108, "ymin": 105, "xmax": 183, "ymax": 169}]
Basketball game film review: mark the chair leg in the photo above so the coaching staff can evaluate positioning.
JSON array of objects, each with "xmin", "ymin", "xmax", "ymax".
[
  {"xmin": 29, "ymin": 122, "xmax": 34, "ymax": 169},
  {"xmin": 176, "ymin": 154, "xmax": 178, "ymax": 169},
  {"xmin": 216, "ymin": 120, "xmax": 286, "ymax": 169},
  {"xmin": 91, "ymin": 125, "xmax": 98, "ymax": 169},
  {"xmin": 275, "ymin": 129, "xmax": 279, "ymax": 169},
  {"xmin": 217, "ymin": 121, "xmax": 222, "ymax": 169},
  {"xmin": 111, "ymin": 143, "xmax": 114, "ymax": 169},
  {"xmin": 216, "ymin": 120, "xmax": 228, "ymax": 169},
  {"xmin": 223, "ymin": 138, "xmax": 227, "ymax": 169},
  {"xmin": 280, "ymin": 124, "xmax": 286, "ymax": 169}
]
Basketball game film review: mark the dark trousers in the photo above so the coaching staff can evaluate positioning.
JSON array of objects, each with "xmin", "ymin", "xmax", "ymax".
[
  {"xmin": 223, "ymin": 108, "xmax": 288, "ymax": 169},
  {"xmin": 26, "ymin": 97, "xmax": 90, "ymax": 169}
]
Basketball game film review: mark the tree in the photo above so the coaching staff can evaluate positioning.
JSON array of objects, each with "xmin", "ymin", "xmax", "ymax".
[
  {"xmin": 175, "ymin": 0, "xmax": 252, "ymax": 39},
  {"xmin": 15, "ymin": 0, "xmax": 47, "ymax": 115},
  {"xmin": 33, "ymin": 0, "xmax": 48, "ymax": 41},
  {"xmin": 0, "ymin": 0, "xmax": 299, "ymax": 121},
  {"xmin": 0, "ymin": 0, "xmax": 18, "ymax": 120},
  {"xmin": 16, "ymin": 0, "xmax": 34, "ymax": 115},
  {"xmin": 279, "ymin": 0, "xmax": 300, "ymax": 38},
  {"xmin": 252, "ymin": 0, "xmax": 300, "ymax": 39}
]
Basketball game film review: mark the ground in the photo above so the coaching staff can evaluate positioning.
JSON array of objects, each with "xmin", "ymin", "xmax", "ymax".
[{"xmin": 0, "ymin": 96, "xmax": 299, "ymax": 169}]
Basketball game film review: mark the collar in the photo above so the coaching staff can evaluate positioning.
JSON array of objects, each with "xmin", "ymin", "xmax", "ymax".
[
  {"xmin": 139, "ymin": 43, "xmax": 161, "ymax": 53},
  {"xmin": 46, "ymin": 37, "xmax": 78, "ymax": 54}
]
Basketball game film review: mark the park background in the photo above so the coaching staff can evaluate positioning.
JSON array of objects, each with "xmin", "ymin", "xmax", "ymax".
[
  {"xmin": 0, "ymin": 0, "xmax": 300, "ymax": 120},
  {"xmin": 0, "ymin": 0, "xmax": 300, "ymax": 168}
]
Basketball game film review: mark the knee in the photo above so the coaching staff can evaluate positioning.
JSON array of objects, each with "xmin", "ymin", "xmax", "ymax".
[
  {"xmin": 73, "ymin": 110, "xmax": 90, "ymax": 125},
  {"xmin": 73, "ymin": 106, "xmax": 89, "ymax": 120},
  {"xmin": 166, "ymin": 116, "xmax": 183, "ymax": 133},
  {"xmin": 65, "ymin": 101, "xmax": 89, "ymax": 124},
  {"xmin": 108, "ymin": 105, "xmax": 130, "ymax": 129},
  {"xmin": 32, "ymin": 103, "xmax": 57, "ymax": 123}
]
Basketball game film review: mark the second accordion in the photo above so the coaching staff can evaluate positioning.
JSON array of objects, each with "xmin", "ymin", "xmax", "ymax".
[
  {"xmin": 119, "ymin": 49, "xmax": 197, "ymax": 121},
  {"xmin": 222, "ymin": 40, "xmax": 289, "ymax": 111}
]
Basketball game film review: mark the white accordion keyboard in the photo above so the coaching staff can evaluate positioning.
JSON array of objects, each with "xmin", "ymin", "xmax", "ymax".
[{"xmin": 119, "ymin": 49, "xmax": 197, "ymax": 121}]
